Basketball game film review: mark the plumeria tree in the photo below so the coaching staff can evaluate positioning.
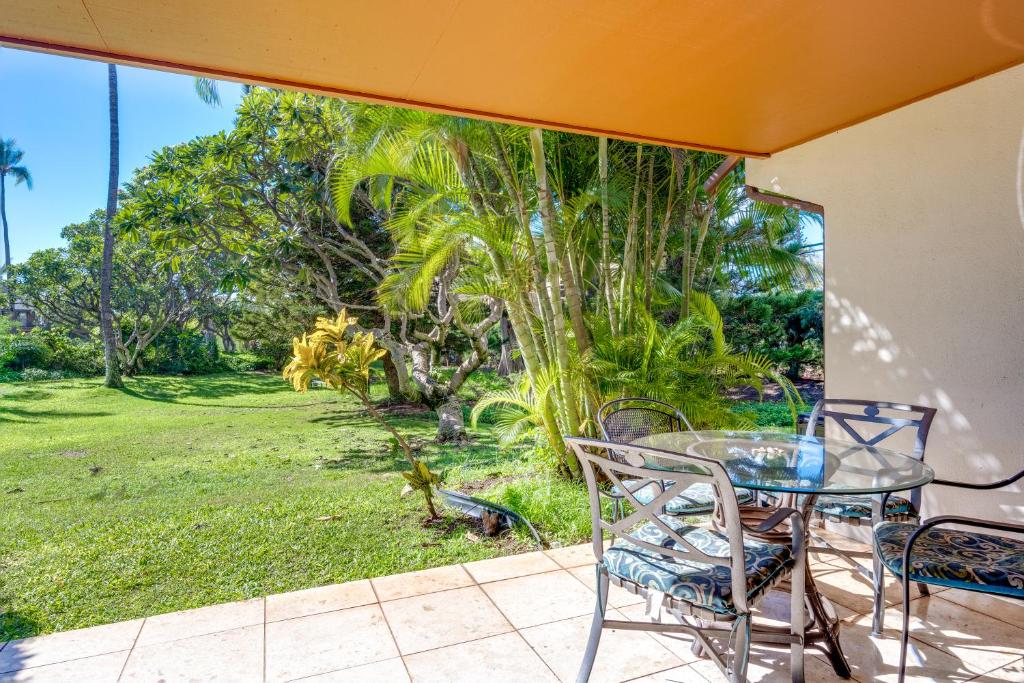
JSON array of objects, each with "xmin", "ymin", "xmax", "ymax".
[{"xmin": 282, "ymin": 310, "xmax": 441, "ymax": 518}]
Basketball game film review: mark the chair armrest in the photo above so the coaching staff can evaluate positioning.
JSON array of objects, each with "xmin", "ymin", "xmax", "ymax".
[
  {"xmin": 743, "ymin": 507, "xmax": 802, "ymax": 534},
  {"xmin": 901, "ymin": 515, "xmax": 1024, "ymax": 581},
  {"xmin": 932, "ymin": 467, "xmax": 1024, "ymax": 490}
]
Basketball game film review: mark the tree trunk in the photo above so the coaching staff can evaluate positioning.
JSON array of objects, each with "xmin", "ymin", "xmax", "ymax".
[
  {"xmin": 220, "ymin": 322, "xmax": 236, "ymax": 353},
  {"xmin": 529, "ymin": 128, "xmax": 580, "ymax": 436},
  {"xmin": 496, "ymin": 312, "xmax": 521, "ymax": 376},
  {"xmin": 381, "ymin": 350, "xmax": 404, "ymax": 402},
  {"xmin": 619, "ymin": 146, "xmax": 643, "ymax": 333},
  {"xmin": 598, "ymin": 137, "xmax": 617, "ymax": 333},
  {"xmin": 436, "ymin": 395, "xmax": 468, "ymax": 444},
  {"xmin": 653, "ymin": 160, "xmax": 676, "ymax": 275},
  {"xmin": 101, "ymin": 64, "xmax": 124, "ymax": 389},
  {"xmin": 642, "ymin": 153, "xmax": 655, "ymax": 313},
  {"xmin": 0, "ymin": 174, "xmax": 10, "ymax": 284}
]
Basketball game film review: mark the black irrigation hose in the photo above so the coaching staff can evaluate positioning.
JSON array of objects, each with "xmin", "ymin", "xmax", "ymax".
[{"xmin": 437, "ymin": 488, "xmax": 545, "ymax": 550}]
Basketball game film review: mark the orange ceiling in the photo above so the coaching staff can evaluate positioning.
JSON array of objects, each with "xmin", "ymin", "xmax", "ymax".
[{"xmin": 2, "ymin": 1, "xmax": 1024, "ymax": 157}]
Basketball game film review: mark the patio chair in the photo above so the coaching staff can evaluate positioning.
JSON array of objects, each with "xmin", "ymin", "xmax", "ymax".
[
  {"xmin": 598, "ymin": 398, "xmax": 753, "ymax": 517},
  {"xmin": 802, "ymin": 399, "xmax": 937, "ymax": 634},
  {"xmin": 566, "ymin": 437, "xmax": 807, "ymax": 683},
  {"xmin": 871, "ymin": 467, "xmax": 1024, "ymax": 682}
]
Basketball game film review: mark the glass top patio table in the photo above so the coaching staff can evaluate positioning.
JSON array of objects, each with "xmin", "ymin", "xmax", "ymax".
[{"xmin": 634, "ymin": 430, "xmax": 934, "ymax": 495}]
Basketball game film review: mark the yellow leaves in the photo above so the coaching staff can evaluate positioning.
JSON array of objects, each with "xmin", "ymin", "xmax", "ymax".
[
  {"xmin": 310, "ymin": 309, "xmax": 359, "ymax": 345},
  {"xmin": 401, "ymin": 459, "xmax": 441, "ymax": 492},
  {"xmin": 282, "ymin": 333, "xmax": 340, "ymax": 392},
  {"xmin": 282, "ymin": 309, "xmax": 384, "ymax": 395}
]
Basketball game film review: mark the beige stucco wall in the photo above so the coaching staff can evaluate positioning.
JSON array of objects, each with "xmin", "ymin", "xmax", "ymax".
[{"xmin": 747, "ymin": 64, "xmax": 1024, "ymax": 525}]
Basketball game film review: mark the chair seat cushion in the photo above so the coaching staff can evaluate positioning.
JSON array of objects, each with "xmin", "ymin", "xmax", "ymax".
[
  {"xmin": 874, "ymin": 521, "xmax": 1024, "ymax": 598},
  {"xmin": 813, "ymin": 493, "xmax": 912, "ymax": 519},
  {"xmin": 612, "ymin": 481, "xmax": 754, "ymax": 515},
  {"xmin": 602, "ymin": 517, "xmax": 793, "ymax": 615}
]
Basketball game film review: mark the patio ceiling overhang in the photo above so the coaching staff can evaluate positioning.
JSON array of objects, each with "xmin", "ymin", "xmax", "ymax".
[{"xmin": 2, "ymin": 1, "xmax": 1024, "ymax": 158}]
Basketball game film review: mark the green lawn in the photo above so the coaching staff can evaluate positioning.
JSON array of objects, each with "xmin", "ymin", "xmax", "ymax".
[{"xmin": 0, "ymin": 373, "xmax": 589, "ymax": 639}]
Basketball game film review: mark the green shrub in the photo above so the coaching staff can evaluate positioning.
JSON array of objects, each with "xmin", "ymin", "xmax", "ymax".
[
  {"xmin": 2, "ymin": 335, "xmax": 52, "ymax": 371},
  {"xmin": 221, "ymin": 352, "xmax": 278, "ymax": 372},
  {"xmin": 731, "ymin": 400, "xmax": 796, "ymax": 430},
  {"xmin": 34, "ymin": 328, "xmax": 104, "ymax": 375},
  {"xmin": 19, "ymin": 368, "xmax": 70, "ymax": 382},
  {"xmin": 149, "ymin": 328, "xmax": 225, "ymax": 375}
]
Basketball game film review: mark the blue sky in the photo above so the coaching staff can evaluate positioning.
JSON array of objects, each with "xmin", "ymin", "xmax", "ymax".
[{"xmin": 0, "ymin": 47, "xmax": 242, "ymax": 264}]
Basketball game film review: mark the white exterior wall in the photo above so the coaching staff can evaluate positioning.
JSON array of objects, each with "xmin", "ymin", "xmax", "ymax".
[{"xmin": 747, "ymin": 64, "xmax": 1024, "ymax": 525}]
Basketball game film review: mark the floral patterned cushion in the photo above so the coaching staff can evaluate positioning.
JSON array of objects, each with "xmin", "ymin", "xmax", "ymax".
[
  {"xmin": 612, "ymin": 481, "xmax": 754, "ymax": 515},
  {"xmin": 874, "ymin": 521, "xmax": 1024, "ymax": 598},
  {"xmin": 602, "ymin": 517, "xmax": 793, "ymax": 615},
  {"xmin": 813, "ymin": 493, "xmax": 912, "ymax": 519}
]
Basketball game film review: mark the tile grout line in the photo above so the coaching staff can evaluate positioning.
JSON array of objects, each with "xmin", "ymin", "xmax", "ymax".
[
  {"xmin": 461, "ymin": 562, "xmax": 563, "ymax": 682},
  {"xmin": 0, "ymin": 557, "xmax": 585, "ymax": 677},
  {"xmin": 929, "ymin": 591, "xmax": 1024, "ymax": 632},
  {"xmin": 966, "ymin": 656, "xmax": 1023, "ymax": 682},
  {"xmin": 115, "ymin": 617, "xmax": 145, "ymax": 682},
  {"xmin": 370, "ymin": 578, "xmax": 414, "ymax": 681},
  {"xmin": 281, "ymin": 655, "xmax": 406, "ymax": 682}
]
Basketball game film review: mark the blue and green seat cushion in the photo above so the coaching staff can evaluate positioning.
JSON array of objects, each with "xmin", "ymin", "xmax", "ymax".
[
  {"xmin": 602, "ymin": 517, "xmax": 793, "ymax": 615},
  {"xmin": 610, "ymin": 481, "xmax": 754, "ymax": 515},
  {"xmin": 874, "ymin": 521, "xmax": 1024, "ymax": 599},
  {"xmin": 812, "ymin": 493, "xmax": 913, "ymax": 520}
]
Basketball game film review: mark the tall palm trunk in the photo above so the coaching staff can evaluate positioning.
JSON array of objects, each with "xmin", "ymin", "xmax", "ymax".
[
  {"xmin": 653, "ymin": 160, "xmax": 676, "ymax": 275},
  {"xmin": 101, "ymin": 64, "xmax": 123, "ymax": 389},
  {"xmin": 1, "ymin": 174, "xmax": 9, "ymax": 291},
  {"xmin": 642, "ymin": 154, "xmax": 655, "ymax": 313},
  {"xmin": 529, "ymin": 128, "xmax": 581, "ymax": 440},
  {"xmin": 598, "ymin": 137, "xmax": 617, "ymax": 334},
  {"xmin": 618, "ymin": 147, "xmax": 643, "ymax": 333}
]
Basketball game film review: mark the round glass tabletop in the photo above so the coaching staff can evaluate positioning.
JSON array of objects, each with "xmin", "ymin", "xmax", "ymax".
[{"xmin": 634, "ymin": 430, "xmax": 934, "ymax": 495}]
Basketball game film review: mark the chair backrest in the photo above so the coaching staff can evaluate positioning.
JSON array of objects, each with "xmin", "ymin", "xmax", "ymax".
[
  {"xmin": 805, "ymin": 399, "xmax": 937, "ymax": 508},
  {"xmin": 565, "ymin": 436, "xmax": 751, "ymax": 614},
  {"xmin": 805, "ymin": 398, "xmax": 936, "ymax": 459},
  {"xmin": 598, "ymin": 398, "xmax": 694, "ymax": 444}
]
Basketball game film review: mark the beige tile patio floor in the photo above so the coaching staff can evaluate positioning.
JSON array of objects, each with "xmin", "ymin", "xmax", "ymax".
[{"xmin": 1, "ymin": 531, "xmax": 1021, "ymax": 682}]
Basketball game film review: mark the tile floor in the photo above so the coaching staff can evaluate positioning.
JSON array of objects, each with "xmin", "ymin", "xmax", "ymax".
[{"xmin": 1, "ymin": 531, "xmax": 1021, "ymax": 682}]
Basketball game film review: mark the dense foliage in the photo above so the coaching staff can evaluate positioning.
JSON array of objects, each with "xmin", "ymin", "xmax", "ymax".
[
  {"xmin": 9, "ymin": 88, "xmax": 821, "ymax": 474},
  {"xmin": 720, "ymin": 290, "xmax": 823, "ymax": 379}
]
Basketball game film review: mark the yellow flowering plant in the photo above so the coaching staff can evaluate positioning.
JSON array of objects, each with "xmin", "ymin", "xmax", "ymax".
[{"xmin": 283, "ymin": 310, "xmax": 439, "ymax": 518}]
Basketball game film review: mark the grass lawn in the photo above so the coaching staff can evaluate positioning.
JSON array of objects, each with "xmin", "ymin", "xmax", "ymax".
[{"xmin": 0, "ymin": 373, "xmax": 591, "ymax": 640}]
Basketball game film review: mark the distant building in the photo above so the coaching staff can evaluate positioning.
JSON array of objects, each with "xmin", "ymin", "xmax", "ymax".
[{"xmin": 4, "ymin": 299, "xmax": 41, "ymax": 331}]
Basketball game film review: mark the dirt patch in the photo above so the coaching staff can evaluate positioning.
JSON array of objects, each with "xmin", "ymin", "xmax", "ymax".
[
  {"xmin": 60, "ymin": 450, "xmax": 87, "ymax": 458},
  {"xmin": 728, "ymin": 379, "xmax": 823, "ymax": 405},
  {"xmin": 457, "ymin": 474, "xmax": 527, "ymax": 495},
  {"xmin": 378, "ymin": 403, "xmax": 431, "ymax": 417}
]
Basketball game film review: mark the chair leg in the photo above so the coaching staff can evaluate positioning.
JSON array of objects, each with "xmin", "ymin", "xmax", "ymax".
[
  {"xmin": 576, "ymin": 566, "xmax": 609, "ymax": 683},
  {"xmin": 898, "ymin": 571, "xmax": 913, "ymax": 683},
  {"xmin": 871, "ymin": 498, "xmax": 886, "ymax": 636},
  {"xmin": 871, "ymin": 554, "xmax": 886, "ymax": 635},
  {"xmin": 790, "ymin": 546, "xmax": 806, "ymax": 683},
  {"xmin": 729, "ymin": 614, "xmax": 751, "ymax": 683},
  {"xmin": 690, "ymin": 617, "xmax": 707, "ymax": 658}
]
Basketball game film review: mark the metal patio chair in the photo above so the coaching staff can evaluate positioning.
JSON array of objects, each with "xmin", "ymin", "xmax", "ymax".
[
  {"xmin": 567, "ymin": 437, "xmax": 807, "ymax": 683},
  {"xmin": 871, "ymin": 466, "xmax": 1024, "ymax": 682},
  {"xmin": 802, "ymin": 398, "xmax": 937, "ymax": 634},
  {"xmin": 598, "ymin": 398, "xmax": 753, "ymax": 517}
]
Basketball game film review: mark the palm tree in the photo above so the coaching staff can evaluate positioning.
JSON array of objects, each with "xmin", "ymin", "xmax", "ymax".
[
  {"xmin": 101, "ymin": 65, "xmax": 123, "ymax": 388},
  {"xmin": 0, "ymin": 138, "xmax": 32, "ymax": 283},
  {"xmin": 193, "ymin": 77, "xmax": 251, "ymax": 107}
]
